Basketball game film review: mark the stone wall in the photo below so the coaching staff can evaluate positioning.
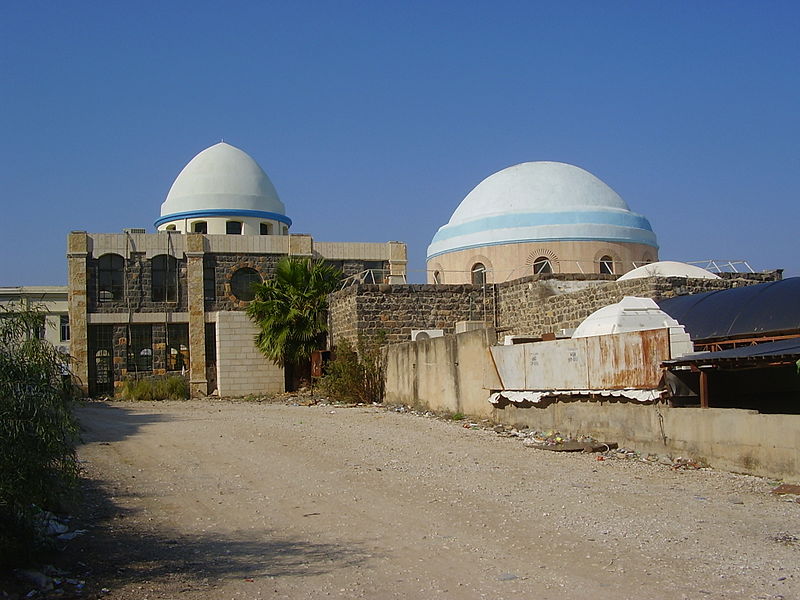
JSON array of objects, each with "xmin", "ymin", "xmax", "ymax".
[
  {"xmin": 329, "ymin": 284, "xmax": 492, "ymax": 348},
  {"xmin": 328, "ymin": 272, "xmax": 782, "ymax": 348}
]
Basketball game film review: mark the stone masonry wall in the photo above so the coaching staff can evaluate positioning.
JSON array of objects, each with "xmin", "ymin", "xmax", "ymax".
[
  {"xmin": 328, "ymin": 284, "xmax": 493, "ymax": 348},
  {"xmin": 327, "ymin": 272, "xmax": 782, "ymax": 349}
]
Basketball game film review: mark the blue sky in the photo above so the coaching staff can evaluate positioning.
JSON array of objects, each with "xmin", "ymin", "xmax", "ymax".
[{"xmin": 2, "ymin": 1, "xmax": 798, "ymax": 284}]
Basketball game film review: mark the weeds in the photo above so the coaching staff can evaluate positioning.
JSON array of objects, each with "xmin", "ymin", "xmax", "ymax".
[
  {"xmin": 320, "ymin": 338, "xmax": 384, "ymax": 404},
  {"xmin": 120, "ymin": 375, "xmax": 189, "ymax": 401}
]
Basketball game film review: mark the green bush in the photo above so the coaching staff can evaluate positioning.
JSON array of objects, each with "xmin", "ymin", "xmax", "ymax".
[
  {"xmin": 120, "ymin": 375, "xmax": 189, "ymax": 401},
  {"xmin": 320, "ymin": 338, "xmax": 384, "ymax": 404},
  {"xmin": 0, "ymin": 306, "xmax": 80, "ymax": 565}
]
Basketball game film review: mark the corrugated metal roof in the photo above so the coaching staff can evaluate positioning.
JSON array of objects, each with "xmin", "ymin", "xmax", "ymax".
[
  {"xmin": 664, "ymin": 337, "xmax": 800, "ymax": 366},
  {"xmin": 657, "ymin": 277, "xmax": 800, "ymax": 341}
]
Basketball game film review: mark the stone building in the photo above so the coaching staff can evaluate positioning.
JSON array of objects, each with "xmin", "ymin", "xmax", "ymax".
[
  {"xmin": 68, "ymin": 142, "xmax": 407, "ymax": 397},
  {"xmin": 426, "ymin": 162, "xmax": 659, "ymax": 284}
]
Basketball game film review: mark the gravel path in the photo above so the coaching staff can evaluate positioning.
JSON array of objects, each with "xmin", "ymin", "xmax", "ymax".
[{"xmin": 64, "ymin": 400, "xmax": 799, "ymax": 599}]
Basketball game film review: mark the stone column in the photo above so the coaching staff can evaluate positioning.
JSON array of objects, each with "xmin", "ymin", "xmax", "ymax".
[
  {"xmin": 67, "ymin": 232, "xmax": 90, "ymax": 395},
  {"xmin": 387, "ymin": 241, "xmax": 408, "ymax": 284},
  {"xmin": 185, "ymin": 233, "xmax": 208, "ymax": 396}
]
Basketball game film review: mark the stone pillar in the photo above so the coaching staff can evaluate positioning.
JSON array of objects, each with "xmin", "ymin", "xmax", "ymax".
[
  {"xmin": 387, "ymin": 241, "xmax": 408, "ymax": 284},
  {"xmin": 185, "ymin": 233, "xmax": 208, "ymax": 396},
  {"xmin": 288, "ymin": 233, "xmax": 313, "ymax": 257},
  {"xmin": 67, "ymin": 232, "xmax": 90, "ymax": 395}
]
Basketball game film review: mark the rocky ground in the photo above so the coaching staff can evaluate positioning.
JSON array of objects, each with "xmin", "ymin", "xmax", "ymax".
[{"xmin": 4, "ymin": 398, "xmax": 799, "ymax": 599}]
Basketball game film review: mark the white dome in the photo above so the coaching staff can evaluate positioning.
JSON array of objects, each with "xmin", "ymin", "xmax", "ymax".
[
  {"xmin": 572, "ymin": 297, "xmax": 682, "ymax": 338},
  {"xmin": 617, "ymin": 261, "xmax": 720, "ymax": 281},
  {"xmin": 156, "ymin": 142, "xmax": 290, "ymax": 228},
  {"xmin": 427, "ymin": 162, "xmax": 657, "ymax": 259}
]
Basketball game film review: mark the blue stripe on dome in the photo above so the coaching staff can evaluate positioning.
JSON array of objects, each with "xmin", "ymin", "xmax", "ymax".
[
  {"xmin": 155, "ymin": 209, "xmax": 292, "ymax": 228},
  {"xmin": 427, "ymin": 235, "xmax": 660, "ymax": 260},
  {"xmin": 432, "ymin": 210, "xmax": 653, "ymax": 244}
]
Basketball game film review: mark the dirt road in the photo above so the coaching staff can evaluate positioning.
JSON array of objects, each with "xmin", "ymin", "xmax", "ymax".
[{"xmin": 67, "ymin": 400, "xmax": 797, "ymax": 599}]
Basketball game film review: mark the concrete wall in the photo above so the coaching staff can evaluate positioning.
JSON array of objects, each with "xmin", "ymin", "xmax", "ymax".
[
  {"xmin": 215, "ymin": 311, "xmax": 284, "ymax": 396},
  {"xmin": 384, "ymin": 327, "xmax": 499, "ymax": 418},
  {"xmin": 383, "ymin": 329, "xmax": 800, "ymax": 480},
  {"xmin": 495, "ymin": 401, "xmax": 800, "ymax": 481}
]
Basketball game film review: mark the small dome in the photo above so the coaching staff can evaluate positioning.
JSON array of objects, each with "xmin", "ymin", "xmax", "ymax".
[
  {"xmin": 572, "ymin": 297, "xmax": 682, "ymax": 338},
  {"xmin": 427, "ymin": 161, "xmax": 657, "ymax": 259},
  {"xmin": 617, "ymin": 261, "xmax": 720, "ymax": 281},
  {"xmin": 155, "ymin": 142, "xmax": 290, "ymax": 228}
]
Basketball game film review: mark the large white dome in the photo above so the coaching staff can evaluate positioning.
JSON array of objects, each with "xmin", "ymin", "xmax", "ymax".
[
  {"xmin": 427, "ymin": 162, "xmax": 657, "ymax": 259},
  {"xmin": 155, "ymin": 142, "xmax": 290, "ymax": 228}
]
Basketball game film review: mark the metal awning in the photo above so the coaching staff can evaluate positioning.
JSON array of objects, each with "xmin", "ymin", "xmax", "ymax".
[{"xmin": 664, "ymin": 337, "xmax": 800, "ymax": 368}]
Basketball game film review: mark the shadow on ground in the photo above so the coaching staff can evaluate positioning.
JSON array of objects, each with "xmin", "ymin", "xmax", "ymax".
[
  {"xmin": 76, "ymin": 401, "xmax": 178, "ymax": 445},
  {"xmin": 57, "ymin": 476, "xmax": 372, "ymax": 595}
]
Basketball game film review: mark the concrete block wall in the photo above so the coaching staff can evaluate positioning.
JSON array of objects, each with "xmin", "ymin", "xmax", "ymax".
[{"xmin": 215, "ymin": 311, "xmax": 284, "ymax": 396}]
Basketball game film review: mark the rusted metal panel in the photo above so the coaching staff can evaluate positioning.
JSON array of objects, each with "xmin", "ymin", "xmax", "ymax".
[
  {"xmin": 525, "ymin": 338, "xmax": 590, "ymax": 389},
  {"xmin": 587, "ymin": 329, "xmax": 670, "ymax": 389},
  {"xmin": 489, "ymin": 344, "xmax": 526, "ymax": 389}
]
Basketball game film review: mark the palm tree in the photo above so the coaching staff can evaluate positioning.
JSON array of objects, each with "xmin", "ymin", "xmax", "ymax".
[{"xmin": 246, "ymin": 257, "xmax": 342, "ymax": 390}]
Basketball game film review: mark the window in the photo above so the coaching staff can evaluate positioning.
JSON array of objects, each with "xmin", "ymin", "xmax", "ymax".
[
  {"xmin": 152, "ymin": 255, "xmax": 178, "ymax": 302},
  {"xmin": 127, "ymin": 325, "xmax": 152, "ymax": 373},
  {"xmin": 205, "ymin": 322, "xmax": 216, "ymax": 363},
  {"xmin": 364, "ymin": 261, "xmax": 385, "ymax": 283},
  {"xmin": 203, "ymin": 259, "xmax": 216, "ymax": 301},
  {"xmin": 471, "ymin": 263, "xmax": 486, "ymax": 286},
  {"xmin": 433, "ymin": 270, "xmax": 441, "ymax": 284},
  {"xmin": 165, "ymin": 224, "xmax": 176, "ymax": 231},
  {"xmin": 226, "ymin": 221, "xmax": 243, "ymax": 235},
  {"xmin": 97, "ymin": 253, "xmax": 124, "ymax": 302},
  {"xmin": 166, "ymin": 324, "xmax": 189, "ymax": 372},
  {"xmin": 260, "ymin": 223, "xmax": 272, "ymax": 235},
  {"xmin": 60, "ymin": 315, "xmax": 70, "ymax": 342},
  {"xmin": 281, "ymin": 225, "xmax": 288, "ymax": 235},
  {"xmin": 230, "ymin": 267, "xmax": 261, "ymax": 301},
  {"xmin": 193, "ymin": 221, "xmax": 207, "ymax": 234},
  {"xmin": 600, "ymin": 255, "xmax": 614, "ymax": 274},
  {"xmin": 533, "ymin": 257, "xmax": 552, "ymax": 274}
]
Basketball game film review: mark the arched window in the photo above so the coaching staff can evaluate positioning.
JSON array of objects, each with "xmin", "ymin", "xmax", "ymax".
[
  {"xmin": 165, "ymin": 224, "xmax": 176, "ymax": 231},
  {"xmin": 532, "ymin": 257, "xmax": 552, "ymax": 274},
  {"xmin": 260, "ymin": 223, "xmax": 272, "ymax": 235},
  {"xmin": 226, "ymin": 221, "xmax": 243, "ymax": 235},
  {"xmin": 471, "ymin": 263, "xmax": 486, "ymax": 286},
  {"xmin": 433, "ymin": 270, "xmax": 441, "ymax": 284},
  {"xmin": 599, "ymin": 255, "xmax": 614, "ymax": 274},
  {"xmin": 97, "ymin": 253, "xmax": 124, "ymax": 302},
  {"xmin": 230, "ymin": 267, "xmax": 261, "ymax": 301},
  {"xmin": 152, "ymin": 255, "xmax": 178, "ymax": 302},
  {"xmin": 192, "ymin": 221, "xmax": 207, "ymax": 234}
]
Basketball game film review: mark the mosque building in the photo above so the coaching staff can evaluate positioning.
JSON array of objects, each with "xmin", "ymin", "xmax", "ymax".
[
  {"xmin": 426, "ymin": 162, "xmax": 659, "ymax": 284},
  {"xmin": 67, "ymin": 142, "xmax": 407, "ymax": 397}
]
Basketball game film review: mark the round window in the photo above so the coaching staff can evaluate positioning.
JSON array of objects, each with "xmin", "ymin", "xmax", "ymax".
[{"xmin": 230, "ymin": 268, "xmax": 261, "ymax": 301}]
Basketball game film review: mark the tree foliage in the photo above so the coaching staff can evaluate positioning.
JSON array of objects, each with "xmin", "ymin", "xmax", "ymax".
[
  {"xmin": 0, "ymin": 306, "xmax": 80, "ymax": 564},
  {"xmin": 246, "ymin": 257, "xmax": 342, "ymax": 368}
]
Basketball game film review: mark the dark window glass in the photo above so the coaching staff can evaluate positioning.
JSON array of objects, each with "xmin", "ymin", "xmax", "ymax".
[
  {"xmin": 205, "ymin": 322, "xmax": 216, "ymax": 362},
  {"xmin": 533, "ymin": 257, "xmax": 552, "ymax": 274},
  {"xmin": 203, "ymin": 259, "xmax": 216, "ymax": 301},
  {"xmin": 166, "ymin": 324, "xmax": 189, "ymax": 372},
  {"xmin": 193, "ymin": 221, "xmax": 207, "ymax": 233},
  {"xmin": 230, "ymin": 268, "xmax": 261, "ymax": 301},
  {"xmin": 152, "ymin": 255, "xmax": 178, "ymax": 302},
  {"xmin": 363, "ymin": 261, "xmax": 385, "ymax": 283},
  {"xmin": 127, "ymin": 325, "xmax": 153, "ymax": 373},
  {"xmin": 226, "ymin": 221, "xmax": 243, "ymax": 235},
  {"xmin": 89, "ymin": 325, "xmax": 114, "ymax": 394},
  {"xmin": 600, "ymin": 255, "xmax": 614, "ymax": 274},
  {"xmin": 471, "ymin": 263, "xmax": 486, "ymax": 286},
  {"xmin": 60, "ymin": 315, "xmax": 70, "ymax": 341},
  {"xmin": 98, "ymin": 253, "xmax": 124, "ymax": 302},
  {"xmin": 260, "ymin": 223, "xmax": 272, "ymax": 235}
]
